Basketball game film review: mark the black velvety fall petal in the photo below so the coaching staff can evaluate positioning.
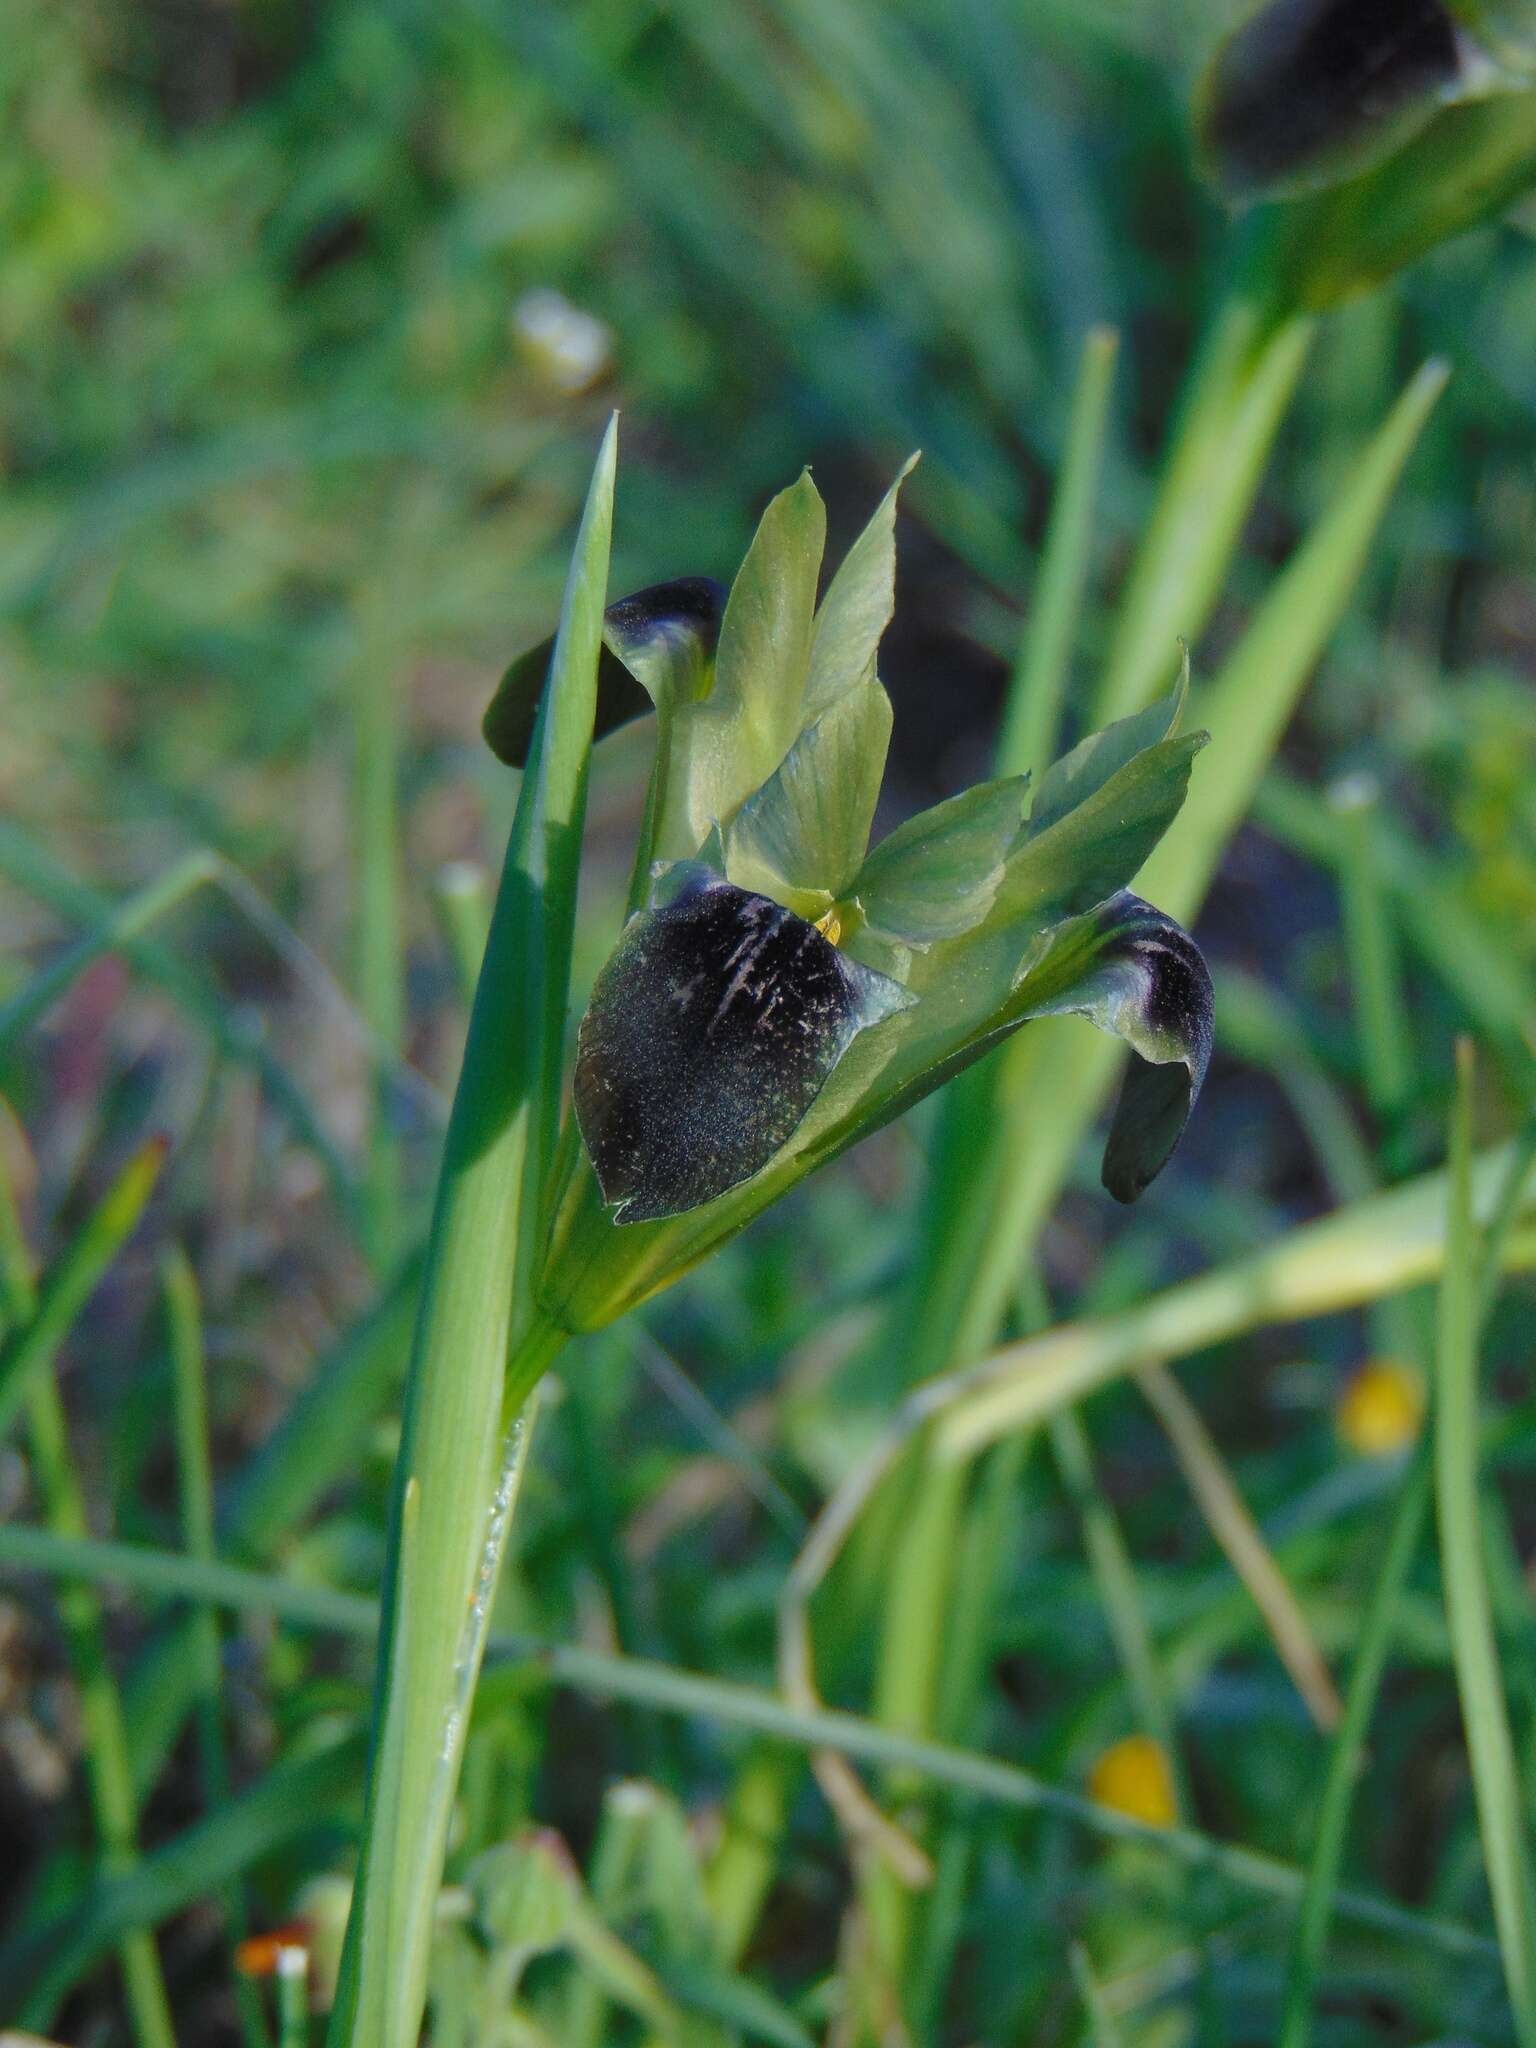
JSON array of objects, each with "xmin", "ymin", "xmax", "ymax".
[
  {"xmin": 1203, "ymin": 0, "xmax": 1463, "ymax": 195},
  {"xmin": 1095, "ymin": 898, "xmax": 1216, "ymax": 1203},
  {"xmin": 574, "ymin": 865, "xmax": 912, "ymax": 1223},
  {"xmin": 483, "ymin": 576, "xmax": 727, "ymax": 768}
]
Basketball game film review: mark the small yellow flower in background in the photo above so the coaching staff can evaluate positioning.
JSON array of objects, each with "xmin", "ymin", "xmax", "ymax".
[
  {"xmin": 1336, "ymin": 1358, "xmax": 1426, "ymax": 1459},
  {"xmin": 1088, "ymin": 1735, "xmax": 1177, "ymax": 1830}
]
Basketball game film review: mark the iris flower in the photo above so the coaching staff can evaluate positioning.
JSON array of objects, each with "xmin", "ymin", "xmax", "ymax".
[{"xmin": 485, "ymin": 467, "xmax": 1215, "ymax": 1333}]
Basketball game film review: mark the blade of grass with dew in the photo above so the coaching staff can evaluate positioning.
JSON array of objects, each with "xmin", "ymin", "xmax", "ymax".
[
  {"xmin": 0, "ymin": 1143, "xmax": 175, "ymax": 2048},
  {"xmin": 324, "ymin": 418, "xmax": 615, "ymax": 2048},
  {"xmin": 1435, "ymin": 1043, "xmax": 1536, "ymax": 2043},
  {"xmin": 162, "ymin": 1244, "xmax": 270, "ymax": 2048},
  {"xmin": 0, "ymin": 1522, "xmax": 1506, "ymax": 2008}
]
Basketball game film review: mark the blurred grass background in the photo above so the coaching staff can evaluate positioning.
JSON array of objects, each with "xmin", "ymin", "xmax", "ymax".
[{"xmin": 2, "ymin": 0, "xmax": 1536, "ymax": 2041}]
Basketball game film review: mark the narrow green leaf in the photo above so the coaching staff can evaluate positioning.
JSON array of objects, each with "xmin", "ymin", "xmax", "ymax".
[
  {"xmin": 0, "ymin": 1138, "xmax": 167, "ymax": 1445},
  {"xmin": 997, "ymin": 326, "xmax": 1119, "ymax": 783},
  {"xmin": 1435, "ymin": 1042, "xmax": 1536, "ymax": 2046},
  {"xmin": 325, "ymin": 420, "xmax": 615, "ymax": 2048},
  {"xmin": 1136, "ymin": 357, "xmax": 1449, "ymax": 922}
]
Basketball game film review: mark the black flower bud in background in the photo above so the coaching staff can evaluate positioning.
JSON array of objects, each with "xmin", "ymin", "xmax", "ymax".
[{"xmin": 1199, "ymin": 0, "xmax": 1535, "ymax": 200}]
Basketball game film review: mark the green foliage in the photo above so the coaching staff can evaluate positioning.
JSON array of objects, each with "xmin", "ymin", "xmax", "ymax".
[{"xmin": 4, "ymin": 5, "xmax": 1536, "ymax": 2047}]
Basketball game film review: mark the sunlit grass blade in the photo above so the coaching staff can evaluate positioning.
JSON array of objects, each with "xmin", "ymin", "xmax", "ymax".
[
  {"xmin": 1092, "ymin": 297, "xmax": 1314, "ymax": 726},
  {"xmin": 324, "ymin": 418, "xmax": 616, "ymax": 2048},
  {"xmin": 931, "ymin": 1133, "xmax": 1536, "ymax": 1457},
  {"xmin": 1434, "ymin": 1041, "xmax": 1536, "ymax": 2044},
  {"xmin": 997, "ymin": 325, "xmax": 1119, "ymax": 783}
]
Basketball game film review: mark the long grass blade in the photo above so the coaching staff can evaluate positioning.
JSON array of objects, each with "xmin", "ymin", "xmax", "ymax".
[
  {"xmin": 997, "ymin": 325, "xmax": 1119, "ymax": 782},
  {"xmin": 0, "ymin": 1142, "xmax": 174, "ymax": 2048},
  {"xmin": 938, "ymin": 1136, "xmax": 1536, "ymax": 1458},
  {"xmin": 0, "ymin": 1524, "xmax": 1503, "ymax": 2000},
  {"xmin": 1435, "ymin": 1043, "xmax": 1536, "ymax": 2043},
  {"xmin": 0, "ymin": 1137, "xmax": 167, "ymax": 1445},
  {"xmin": 162, "ymin": 1245, "xmax": 270, "ymax": 2048},
  {"xmin": 324, "ymin": 418, "xmax": 616, "ymax": 2048}
]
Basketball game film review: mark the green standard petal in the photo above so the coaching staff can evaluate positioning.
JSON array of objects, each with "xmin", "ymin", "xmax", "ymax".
[
  {"xmin": 853, "ymin": 775, "xmax": 1030, "ymax": 948},
  {"xmin": 573, "ymin": 865, "xmax": 912, "ymax": 1224},
  {"xmin": 726, "ymin": 675, "xmax": 893, "ymax": 905},
  {"xmin": 483, "ymin": 577, "xmax": 726, "ymax": 768},
  {"xmin": 803, "ymin": 456, "xmax": 917, "ymax": 719},
  {"xmin": 663, "ymin": 475, "xmax": 826, "ymax": 856}
]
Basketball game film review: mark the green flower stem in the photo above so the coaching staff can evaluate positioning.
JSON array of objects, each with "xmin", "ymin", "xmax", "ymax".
[{"xmin": 324, "ymin": 421, "xmax": 615, "ymax": 2048}]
